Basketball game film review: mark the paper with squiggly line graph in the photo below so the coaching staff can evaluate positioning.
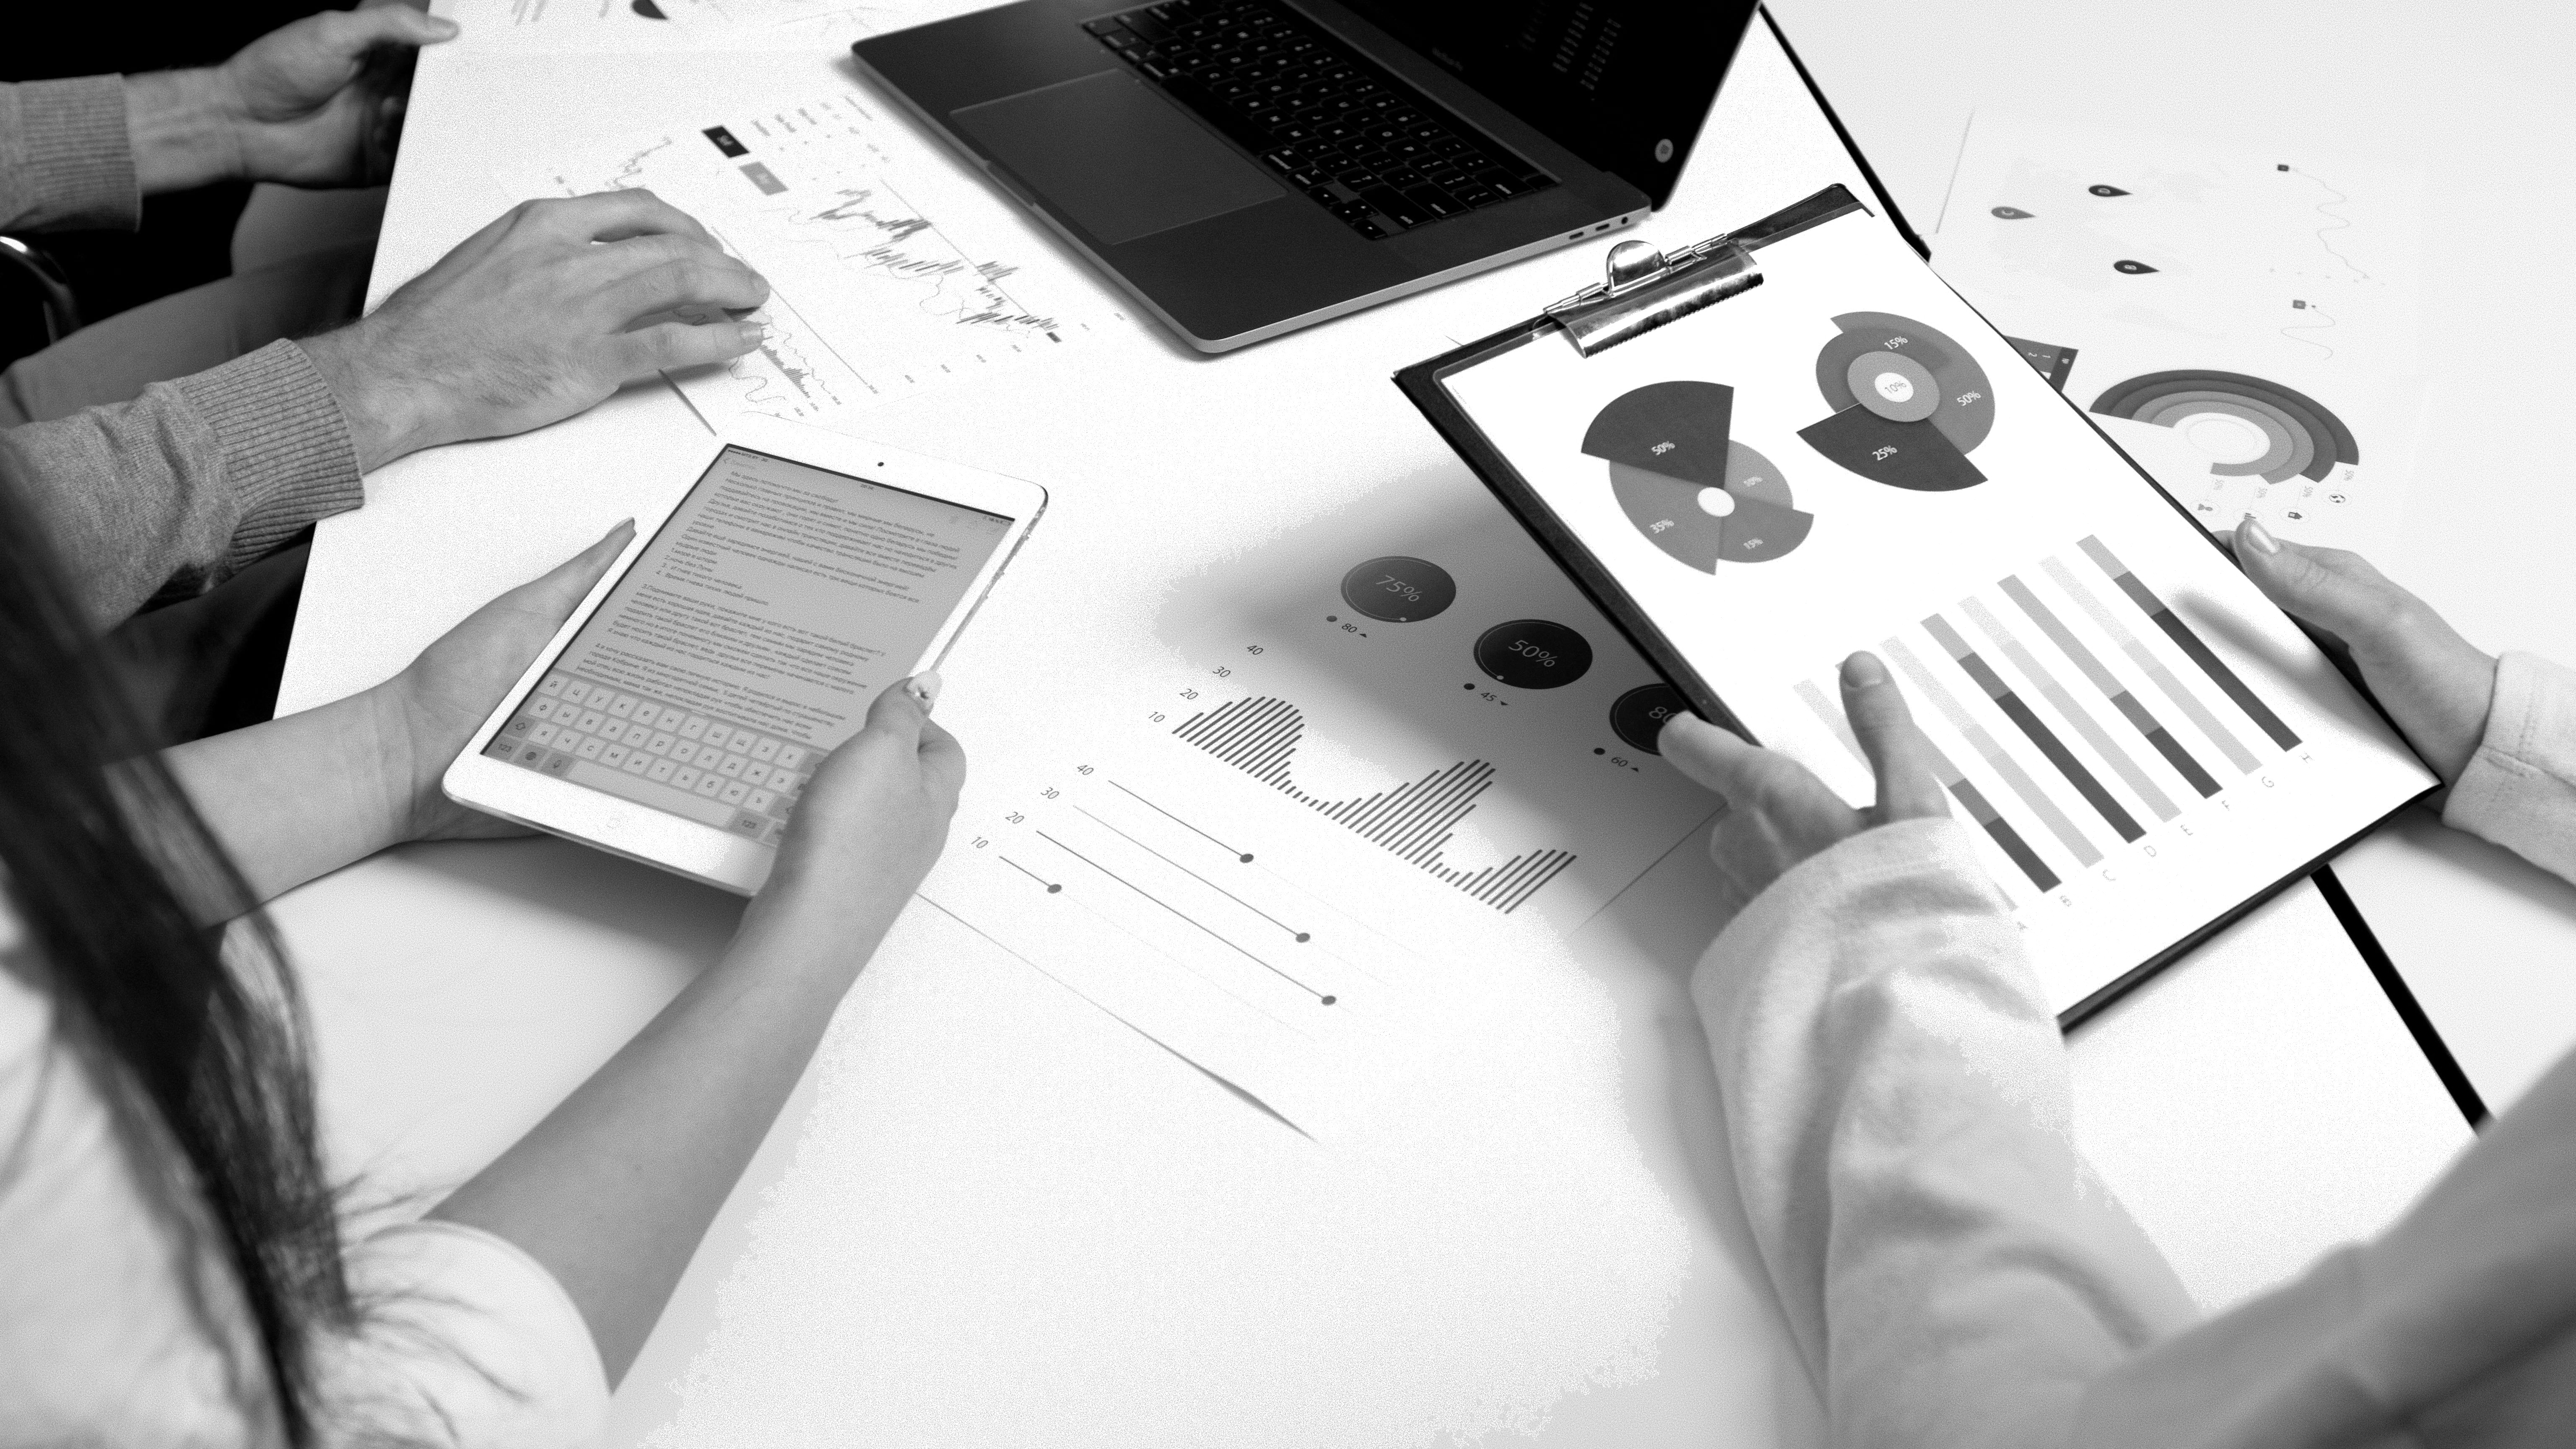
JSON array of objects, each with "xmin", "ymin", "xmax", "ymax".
[{"xmin": 498, "ymin": 91, "xmax": 1116, "ymax": 427}]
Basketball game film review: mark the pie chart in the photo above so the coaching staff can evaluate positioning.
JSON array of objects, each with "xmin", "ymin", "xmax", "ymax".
[
  {"xmin": 2090, "ymin": 370, "xmax": 2358, "ymax": 484},
  {"xmin": 1583, "ymin": 381, "xmax": 1814, "ymax": 570},
  {"xmin": 1799, "ymin": 312, "xmax": 1994, "ymax": 491}
]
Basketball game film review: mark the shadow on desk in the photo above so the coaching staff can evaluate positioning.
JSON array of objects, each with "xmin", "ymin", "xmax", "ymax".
[
  {"xmin": 279, "ymin": 836, "xmax": 741, "ymax": 1208},
  {"xmin": 401, "ymin": 831, "xmax": 748, "ymax": 949}
]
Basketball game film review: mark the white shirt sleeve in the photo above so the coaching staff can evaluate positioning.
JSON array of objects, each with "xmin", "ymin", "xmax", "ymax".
[
  {"xmin": 315, "ymin": 1219, "xmax": 610, "ymax": 1449},
  {"xmin": 2443, "ymin": 651, "xmax": 2576, "ymax": 884},
  {"xmin": 1691, "ymin": 816, "xmax": 2196, "ymax": 1449}
]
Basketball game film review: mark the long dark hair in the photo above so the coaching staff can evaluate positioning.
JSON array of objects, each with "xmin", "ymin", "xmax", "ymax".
[{"xmin": 0, "ymin": 453, "xmax": 349, "ymax": 1440}]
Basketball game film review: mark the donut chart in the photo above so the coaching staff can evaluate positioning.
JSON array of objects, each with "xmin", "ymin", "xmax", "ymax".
[
  {"xmin": 2089, "ymin": 371, "xmax": 2358, "ymax": 485},
  {"xmin": 1340, "ymin": 556, "xmax": 1455, "ymax": 622},
  {"xmin": 1584, "ymin": 381, "xmax": 1815, "ymax": 570},
  {"xmin": 1800, "ymin": 312, "xmax": 1994, "ymax": 491}
]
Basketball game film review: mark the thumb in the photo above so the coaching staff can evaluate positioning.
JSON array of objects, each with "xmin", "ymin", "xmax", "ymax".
[
  {"xmin": 917, "ymin": 714, "xmax": 969, "ymax": 797},
  {"xmin": 857, "ymin": 672, "xmax": 939, "ymax": 750},
  {"xmin": 2232, "ymin": 518, "xmax": 2415, "ymax": 648},
  {"xmin": 349, "ymin": 2, "xmax": 460, "ymax": 47},
  {"xmin": 494, "ymin": 519, "xmax": 633, "ymax": 627}
]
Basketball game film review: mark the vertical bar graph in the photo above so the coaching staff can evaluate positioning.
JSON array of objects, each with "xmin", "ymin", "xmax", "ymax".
[
  {"xmin": 2044, "ymin": 556, "xmax": 2262, "ymax": 774},
  {"xmin": 1787, "ymin": 538, "xmax": 2317, "ymax": 911},
  {"xmin": 1959, "ymin": 596, "xmax": 2178, "ymax": 821},
  {"xmin": 1998, "ymin": 574, "xmax": 2221, "ymax": 797},
  {"xmin": 1883, "ymin": 636, "xmax": 2102, "ymax": 867},
  {"xmin": 2079, "ymin": 536, "xmax": 2302, "ymax": 750},
  {"xmin": 1923, "ymin": 614, "xmax": 2145, "ymax": 843},
  {"xmin": 1798, "ymin": 678, "xmax": 2058, "ymax": 892}
]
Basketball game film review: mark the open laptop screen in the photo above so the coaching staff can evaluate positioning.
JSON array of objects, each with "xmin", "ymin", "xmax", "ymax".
[{"xmin": 1331, "ymin": 0, "xmax": 1755, "ymax": 209}]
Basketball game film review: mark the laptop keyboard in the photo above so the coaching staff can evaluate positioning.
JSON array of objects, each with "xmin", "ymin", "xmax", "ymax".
[
  {"xmin": 486, "ymin": 670, "xmax": 818, "ymax": 847},
  {"xmin": 1083, "ymin": 0, "xmax": 1556, "ymax": 239}
]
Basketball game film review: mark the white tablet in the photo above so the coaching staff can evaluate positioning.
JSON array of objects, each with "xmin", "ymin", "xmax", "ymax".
[{"xmin": 443, "ymin": 415, "xmax": 1046, "ymax": 893}]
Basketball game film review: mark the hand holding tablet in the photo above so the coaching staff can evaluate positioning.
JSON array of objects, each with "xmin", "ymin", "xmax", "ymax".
[{"xmin": 443, "ymin": 416, "xmax": 1046, "ymax": 893}]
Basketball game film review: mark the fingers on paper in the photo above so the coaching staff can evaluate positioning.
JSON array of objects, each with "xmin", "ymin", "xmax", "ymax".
[
  {"xmin": 2234, "ymin": 533, "xmax": 2424, "ymax": 648},
  {"xmin": 618, "ymin": 319, "xmax": 766, "ymax": 376},
  {"xmin": 530, "ymin": 188, "xmax": 722, "ymax": 248}
]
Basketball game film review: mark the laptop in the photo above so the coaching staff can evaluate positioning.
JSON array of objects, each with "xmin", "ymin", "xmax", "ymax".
[{"xmin": 852, "ymin": 0, "xmax": 1755, "ymax": 352}]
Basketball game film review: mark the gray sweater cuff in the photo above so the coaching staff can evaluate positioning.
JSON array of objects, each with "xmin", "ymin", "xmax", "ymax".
[
  {"xmin": 0, "ymin": 77, "xmax": 139, "ymax": 232},
  {"xmin": 174, "ymin": 339, "xmax": 365, "ymax": 573}
]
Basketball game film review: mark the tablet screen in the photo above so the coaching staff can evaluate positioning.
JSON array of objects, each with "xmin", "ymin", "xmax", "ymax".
[{"xmin": 480, "ymin": 445, "xmax": 1014, "ymax": 847}]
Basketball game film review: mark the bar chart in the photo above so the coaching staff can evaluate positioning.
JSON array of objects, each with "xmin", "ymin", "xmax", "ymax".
[{"xmin": 1807, "ymin": 535, "xmax": 2309, "ymax": 897}]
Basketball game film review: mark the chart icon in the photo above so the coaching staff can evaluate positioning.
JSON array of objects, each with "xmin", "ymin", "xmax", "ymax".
[
  {"xmin": 2090, "ymin": 370, "xmax": 2358, "ymax": 485},
  {"xmin": 1583, "ymin": 380, "xmax": 1815, "ymax": 569},
  {"xmin": 1799, "ymin": 312, "xmax": 1994, "ymax": 491},
  {"xmin": 1475, "ymin": 619, "xmax": 1592, "ymax": 689},
  {"xmin": 1340, "ymin": 556, "xmax": 1455, "ymax": 622}
]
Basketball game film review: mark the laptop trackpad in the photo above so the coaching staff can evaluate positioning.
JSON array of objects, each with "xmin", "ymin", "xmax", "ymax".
[{"xmin": 952, "ymin": 71, "xmax": 1282, "ymax": 247}]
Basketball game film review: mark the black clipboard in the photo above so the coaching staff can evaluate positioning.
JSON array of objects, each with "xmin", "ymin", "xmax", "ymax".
[
  {"xmin": 1389, "ymin": 187, "xmax": 2470, "ymax": 1072},
  {"xmin": 1393, "ymin": 185, "xmax": 1867, "ymax": 745}
]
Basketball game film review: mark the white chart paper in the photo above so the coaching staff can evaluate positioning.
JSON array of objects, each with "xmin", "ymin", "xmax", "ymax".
[
  {"xmin": 498, "ymin": 93, "xmax": 1114, "ymax": 426},
  {"xmin": 1932, "ymin": 112, "xmax": 2428, "ymax": 555},
  {"xmin": 1439, "ymin": 208, "xmax": 2435, "ymax": 1013},
  {"xmin": 915, "ymin": 469, "xmax": 1724, "ymax": 1141},
  {"xmin": 440, "ymin": 0, "xmax": 882, "ymax": 54}
]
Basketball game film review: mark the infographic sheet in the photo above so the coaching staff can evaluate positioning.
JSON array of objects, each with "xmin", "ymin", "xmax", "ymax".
[
  {"xmin": 913, "ymin": 473, "xmax": 1726, "ymax": 1141},
  {"xmin": 1439, "ymin": 210, "xmax": 2434, "ymax": 1012},
  {"xmin": 1932, "ymin": 113, "xmax": 2427, "ymax": 555},
  {"xmin": 498, "ymin": 93, "xmax": 1114, "ymax": 427}
]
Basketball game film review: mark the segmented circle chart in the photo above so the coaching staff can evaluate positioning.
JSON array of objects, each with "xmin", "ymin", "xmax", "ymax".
[
  {"xmin": 1798, "ymin": 312, "xmax": 1994, "ymax": 491},
  {"xmin": 1582, "ymin": 380, "xmax": 1815, "ymax": 571},
  {"xmin": 2090, "ymin": 370, "xmax": 2359, "ymax": 484}
]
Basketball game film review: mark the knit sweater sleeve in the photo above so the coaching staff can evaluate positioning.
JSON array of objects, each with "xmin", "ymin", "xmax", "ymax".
[
  {"xmin": 0, "ymin": 77, "xmax": 138, "ymax": 232},
  {"xmin": 1, "ymin": 341, "xmax": 364, "ymax": 629}
]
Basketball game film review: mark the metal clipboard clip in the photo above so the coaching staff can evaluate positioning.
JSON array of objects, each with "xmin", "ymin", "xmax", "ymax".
[
  {"xmin": 1540, "ymin": 185, "xmax": 1865, "ymax": 356},
  {"xmin": 1544, "ymin": 236, "xmax": 1761, "ymax": 356}
]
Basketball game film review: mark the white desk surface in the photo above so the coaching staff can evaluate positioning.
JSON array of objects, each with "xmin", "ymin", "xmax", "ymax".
[{"xmin": 270, "ymin": 3, "xmax": 2558, "ymax": 1443}]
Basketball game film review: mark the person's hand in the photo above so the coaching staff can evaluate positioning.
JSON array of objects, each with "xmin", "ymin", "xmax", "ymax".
[
  {"xmin": 1660, "ymin": 651, "xmax": 1951, "ymax": 917},
  {"xmin": 220, "ymin": 2, "xmax": 458, "ymax": 186},
  {"xmin": 2230, "ymin": 517, "xmax": 2496, "ymax": 783},
  {"xmin": 747, "ymin": 675, "xmax": 968, "ymax": 946},
  {"xmin": 299, "ymin": 190, "xmax": 769, "ymax": 471},
  {"xmin": 367, "ymin": 521, "xmax": 635, "ymax": 843},
  {"xmin": 124, "ymin": 4, "xmax": 458, "ymax": 194}
]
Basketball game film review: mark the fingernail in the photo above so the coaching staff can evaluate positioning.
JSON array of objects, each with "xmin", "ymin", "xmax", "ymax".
[
  {"xmin": 2238, "ymin": 515, "xmax": 2281, "ymax": 556},
  {"xmin": 1841, "ymin": 652, "xmax": 1888, "ymax": 689},
  {"xmin": 909, "ymin": 671, "xmax": 943, "ymax": 711},
  {"xmin": 739, "ymin": 322, "xmax": 767, "ymax": 346},
  {"xmin": 427, "ymin": 16, "xmax": 460, "ymax": 36}
]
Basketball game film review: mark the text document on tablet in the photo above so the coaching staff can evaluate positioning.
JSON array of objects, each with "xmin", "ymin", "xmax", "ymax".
[
  {"xmin": 1407, "ymin": 192, "xmax": 2435, "ymax": 1016},
  {"xmin": 482, "ymin": 445, "xmax": 1014, "ymax": 846}
]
